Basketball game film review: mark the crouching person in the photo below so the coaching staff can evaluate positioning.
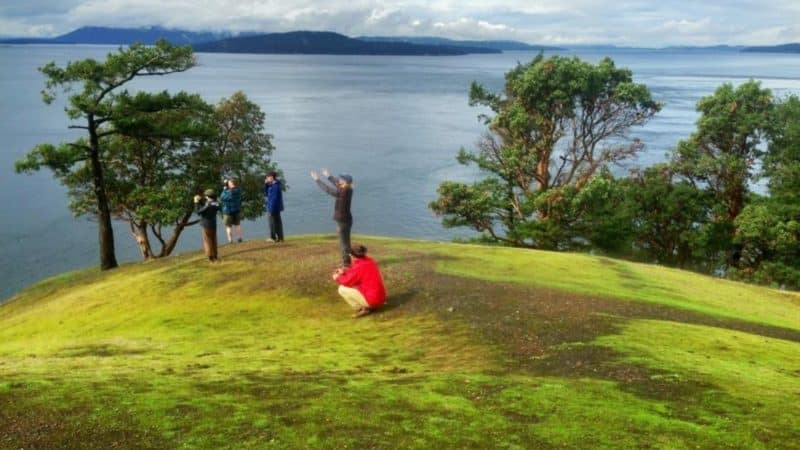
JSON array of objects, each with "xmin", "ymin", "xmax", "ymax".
[{"xmin": 332, "ymin": 244, "xmax": 386, "ymax": 318}]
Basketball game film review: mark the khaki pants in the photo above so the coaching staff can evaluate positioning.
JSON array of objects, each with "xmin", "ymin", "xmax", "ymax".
[
  {"xmin": 338, "ymin": 285, "xmax": 368, "ymax": 310},
  {"xmin": 202, "ymin": 227, "xmax": 218, "ymax": 260}
]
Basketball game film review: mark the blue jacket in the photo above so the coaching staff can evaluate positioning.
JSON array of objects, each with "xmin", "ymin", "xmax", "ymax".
[
  {"xmin": 264, "ymin": 180, "xmax": 284, "ymax": 215},
  {"xmin": 220, "ymin": 187, "xmax": 241, "ymax": 215}
]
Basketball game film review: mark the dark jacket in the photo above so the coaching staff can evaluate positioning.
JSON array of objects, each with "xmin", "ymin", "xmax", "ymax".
[
  {"xmin": 195, "ymin": 199, "xmax": 220, "ymax": 229},
  {"xmin": 316, "ymin": 175, "xmax": 352, "ymax": 223},
  {"xmin": 264, "ymin": 180, "xmax": 284, "ymax": 215},
  {"xmin": 220, "ymin": 187, "xmax": 241, "ymax": 215}
]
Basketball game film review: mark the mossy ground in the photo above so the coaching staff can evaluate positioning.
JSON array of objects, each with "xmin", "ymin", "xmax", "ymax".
[{"xmin": 1, "ymin": 236, "xmax": 799, "ymax": 449}]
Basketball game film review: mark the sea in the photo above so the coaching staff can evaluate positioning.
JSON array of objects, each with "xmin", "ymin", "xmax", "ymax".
[{"xmin": 1, "ymin": 45, "xmax": 799, "ymax": 300}]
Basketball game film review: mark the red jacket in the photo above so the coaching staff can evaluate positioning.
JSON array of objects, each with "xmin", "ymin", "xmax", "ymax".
[{"xmin": 335, "ymin": 256, "xmax": 386, "ymax": 307}]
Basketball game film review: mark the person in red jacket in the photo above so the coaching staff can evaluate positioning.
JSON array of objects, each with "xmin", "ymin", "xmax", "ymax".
[{"xmin": 332, "ymin": 244, "xmax": 386, "ymax": 318}]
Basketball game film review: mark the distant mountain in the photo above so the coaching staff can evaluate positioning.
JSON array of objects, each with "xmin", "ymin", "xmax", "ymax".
[
  {"xmin": 562, "ymin": 44, "xmax": 744, "ymax": 52},
  {"xmin": 359, "ymin": 36, "xmax": 562, "ymax": 51},
  {"xmin": 742, "ymin": 43, "xmax": 800, "ymax": 53},
  {"xmin": 661, "ymin": 45, "xmax": 743, "ymax": 52},
  {"xmin": 193, "ymin": 31, "xmax": 501, "ymax": 55},
  {"xmin": 0, "ymin": 26, "xmax": 247, "ymax": 45}
]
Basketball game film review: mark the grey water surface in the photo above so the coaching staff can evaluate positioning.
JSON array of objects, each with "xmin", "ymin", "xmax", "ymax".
[{"xmin": 1, "ymin": 45, "xmax": 799, "ymax": 299}]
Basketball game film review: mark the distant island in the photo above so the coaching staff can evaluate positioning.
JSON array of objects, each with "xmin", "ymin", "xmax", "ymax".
[
  {"xmin": 358, "ymin": 36, "xmax": 562, "ymax": 51},
  {"xmin": 742, "ymin": 43, "xmax": 800, "ymax": 53},
  {"xmin": 0, "ymin": 26, "xmax": 244, "ymax": 45},
  {"xmin": 0, "ymin": 26, "xmax": 503, "ymax": 56},
  {"xmin": 4, "ymin": 26, "xmax": 799, "ymax": 56},
  {"xmin": 192, "ymin": 31, "xmax": 500, "ymax": 55}
]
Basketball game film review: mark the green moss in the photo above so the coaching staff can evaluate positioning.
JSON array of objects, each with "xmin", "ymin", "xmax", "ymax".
[
  {"xmin": 400, "ymin": 241, "xmax": 800, "ymax": 330},
  {"xmin": 1, "ymin": 236, "xmax": 799, "ymax": 448}
]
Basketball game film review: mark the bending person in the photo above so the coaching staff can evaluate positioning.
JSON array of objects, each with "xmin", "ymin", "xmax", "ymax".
[
  {"xmin": 194, "ymin": 189, "xmax": 220, "ymax": 262},
  {"xmin": 332, "ymin": 245, "xmax": 386, "ymax": 318},
  {"xmin": 311, "ymin": 168, "xmax": 353, "ymax": 267}
]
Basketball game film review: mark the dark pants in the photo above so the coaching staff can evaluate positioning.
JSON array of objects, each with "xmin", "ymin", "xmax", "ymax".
[
  {"xmin": 269, "ymin": 213, "xmax": 284, "ymax": 241},
  {"xmin": 336, "ymin": 220, "xmax": 352, "ymax": 267},
  {"xmin": 202, "ymin": 227, "xmax": 218, "ymax": 261}
]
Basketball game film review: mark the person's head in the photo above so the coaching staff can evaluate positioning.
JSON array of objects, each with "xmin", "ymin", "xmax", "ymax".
[
  {"xmin": 338, "ymin": 174, "xmax": 353, "ymax": 188},
  {"xmin": 226, "ymin": 178, "xmax": 237, "ymax": 188},
  {"xmin": 203, "ymin": 188, "xmax": 216, "ymax": 200},
  {"xmin": 349, "ymin": 244, "xmax": 367, "ymax": 259},
  {"xmin": 266, "ymin": 171, "xmax": 278, "ymax": 183}
]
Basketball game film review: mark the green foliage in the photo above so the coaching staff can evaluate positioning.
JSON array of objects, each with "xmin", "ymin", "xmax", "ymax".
[
  {"xmin": 621, "ymin": 165, "xmax": 712, "ymax": 268},
  {"xmin": 673, "ymin": 80, "xmax": 774, "ymax": 223},
  {"xmin": 2, "ymin": 237, "xmax": 799, "ymax": 448},
  {"xmin": 95, "ymin": 91, "xmax": 275, "ymax": 259},
  {"xmin": 196, "ymin": 91, "xmax": 278, "ymax": 221},
  {"xmin": 733, "ymin": 95, "xmax": 800, "ymax": 287},
  {"xmin": 432, "ymin": 54, "xmax": 660, "ymax": 248},
  {"xmin": 15, "ymin": 42, "xmax": 278, "ymax": 261},
  {"xmin": 15, "ymin": 39, "xmax": 198, "ymax": 270},
  {"xmin": 430, "ymin": 179, "xmax": 505, "ymax": 233}
]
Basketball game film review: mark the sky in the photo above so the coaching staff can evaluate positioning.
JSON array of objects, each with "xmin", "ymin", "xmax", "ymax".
[{"xmin": 1, "ymin": 0, "xmax": 799, "ymax": 46}]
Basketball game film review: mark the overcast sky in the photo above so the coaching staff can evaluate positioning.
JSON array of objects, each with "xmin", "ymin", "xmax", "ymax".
[{"xmin": 2, "ymin": 0, "xmax": 799, "ymax": 46}]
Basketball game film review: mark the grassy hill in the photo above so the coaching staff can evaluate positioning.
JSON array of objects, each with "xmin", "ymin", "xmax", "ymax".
[{"xmin": 1, "ymin": 236, "xmax": 799, "ymax": 449}]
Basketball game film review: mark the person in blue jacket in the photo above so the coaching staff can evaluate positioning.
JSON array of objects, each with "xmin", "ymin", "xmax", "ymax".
[
  {"xmin": 264, "ymin": 171, "xmax": 284, "ymax": 242},
  {"xmin": 220, "ymin": 178, "xmax": 243, "ymax": 244}
]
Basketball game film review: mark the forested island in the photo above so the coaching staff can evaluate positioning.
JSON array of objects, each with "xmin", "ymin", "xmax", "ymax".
[
  {"xmin": 357, "ymin": 35, "xmax": 562, "ymax": 51},
  {"xmin": 0, "ymin": 26, "xmax": 236, "ymax": 45},
  {"xmin": 742, "ymin": 43, "xmax": 800, "ymax": 53},
  {"xmin": 191, "ymin": 31, "xmax": 500, "ymax": 55}
]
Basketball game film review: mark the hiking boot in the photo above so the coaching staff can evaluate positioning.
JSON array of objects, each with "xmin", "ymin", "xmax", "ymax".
[{"xmin": 237, "ymin": 238, "xmax": 242, "ymax": 243}]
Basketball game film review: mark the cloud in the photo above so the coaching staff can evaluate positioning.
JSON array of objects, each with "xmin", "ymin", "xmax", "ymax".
[{"xmin": 1, "ymin": 0, "xmax": 798, "ymax": 45}]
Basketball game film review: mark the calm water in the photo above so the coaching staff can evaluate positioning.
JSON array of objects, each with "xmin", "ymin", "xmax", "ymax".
[{"xmin": 1, "ymin": 45, "xmax": 799, "ymax": 299}]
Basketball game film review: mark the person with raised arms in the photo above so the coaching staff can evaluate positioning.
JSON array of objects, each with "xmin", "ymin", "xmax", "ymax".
[{"xmin": 311, "ymin": 168, "xmax": 354, "ymax": 267}]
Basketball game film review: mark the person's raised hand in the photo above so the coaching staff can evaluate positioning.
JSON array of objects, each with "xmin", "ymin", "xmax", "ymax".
[
  {"xmin": 321, "ymin": 168, "xmax": 330, "ymax": 178},
  {"xmin": 310, "ymin": 170, "xmax": 319, "ymax": 181}
]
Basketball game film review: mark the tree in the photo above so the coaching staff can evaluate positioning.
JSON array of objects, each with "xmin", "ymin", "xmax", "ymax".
[
  {"xmin": 671, "ymin": 81, "xmax": 774, "ymax": 268},
  {"xmin": 15, "ymin": 40, "xmax": 195, "ymax": 270},
  {"xmin": 193, "ymin": 91, "xmax": 277, "ymax": 221},
  {"xmin": 100, "ymin": 90, "xmax": 215, "ymax": 259},
  {"xmin": 31, "ymin": 90, "xmax": 278, "ymax": 260},
  {"xmin": 734, "ymin": 95, "xmax": 800, "ymax": 287},
  {"xmin": 430, "ymin": 54, "xmax": 660, "ymax": 248},
  {"xmin": 622, "ymin": 164, "xmax": 712, "ymax": 268}
]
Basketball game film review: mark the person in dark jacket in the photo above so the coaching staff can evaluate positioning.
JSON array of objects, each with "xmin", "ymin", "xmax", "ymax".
[
  {"xmin": 194, "ymin": 189, "xmax": 220, "ymax": 262},
  {"xmin": 264, "ymin": 171, "xmax": 284, "ymax": 242},
  {"xmin": 220, "ymin": 178, "xmax": 243, "ymax": 244},
  {"xmin": 333, "ymin": 244, "xmax": 386, "ymax": 318},
  {"xmin": 311, "ymin": 168, "xmax": 353, "ymax": 267}
]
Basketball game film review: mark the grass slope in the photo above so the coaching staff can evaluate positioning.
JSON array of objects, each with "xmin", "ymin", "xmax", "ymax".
[{"xmin": 1, "ymin": 236, "xmax": 799, "ymax": 449}]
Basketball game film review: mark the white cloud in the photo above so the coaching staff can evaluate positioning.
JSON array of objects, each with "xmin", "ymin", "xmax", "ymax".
[{"xmin": 1, "ymin": 0, "xmax": 798, "ymax": 45}]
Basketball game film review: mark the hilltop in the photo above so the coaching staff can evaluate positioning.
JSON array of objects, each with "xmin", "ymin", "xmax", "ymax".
[{"xmin": 1, "ymin": 236, "xmax": 799, "ymax": 448}]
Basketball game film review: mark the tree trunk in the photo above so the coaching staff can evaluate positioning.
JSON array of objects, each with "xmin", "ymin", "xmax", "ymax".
[
  {"xmin": 159, "ymin": 211, "xmax": 194, "ymax": 257},
  {"xmin": 131, "ymin": 220, "xmax": 154, "ymax": 259},
  {"xmin": 536, "ymin": 153, "xmax": 550, "ymax": 191},
  {"xmin": 89, "ymin": 117, "xmax": 118, "ymax": 270}
]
